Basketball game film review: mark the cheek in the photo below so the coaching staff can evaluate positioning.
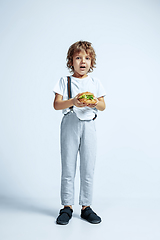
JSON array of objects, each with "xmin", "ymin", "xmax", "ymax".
[
  {"xmin": 87, "ymin": 61, "xmax": 91, "ymax": 67},
  {"xmin": 72, "ymin": 60, "xmax": 77, "ymax": 67}
]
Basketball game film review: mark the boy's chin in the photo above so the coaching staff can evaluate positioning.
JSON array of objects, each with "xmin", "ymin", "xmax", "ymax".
[{"xmin": 73, "ymin": 71, "xmax": 88, "ymax": 78}]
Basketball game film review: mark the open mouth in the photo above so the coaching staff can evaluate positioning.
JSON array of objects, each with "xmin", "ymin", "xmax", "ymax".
[{"xmin": 80, "ymin": 66, "xmax": 86, "ymax": 69}]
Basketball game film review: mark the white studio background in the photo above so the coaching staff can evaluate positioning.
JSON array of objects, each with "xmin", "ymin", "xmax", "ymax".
[{"xmin": 0, "ymin": 0, "xmax": 160, "ymax": 204}]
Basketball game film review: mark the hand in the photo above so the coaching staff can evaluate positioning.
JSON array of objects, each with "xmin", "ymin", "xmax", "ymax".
[
  {"xmin": 86, "ymin": 97, "xmax": 99, "ymax": 108},
  {"xmin": 73, "ymin": 93, "xmax": 88, "ymax": 108}
]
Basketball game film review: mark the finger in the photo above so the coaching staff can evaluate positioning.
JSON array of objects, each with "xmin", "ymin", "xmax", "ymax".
[
  {"xmin": 77, "ymin": 101, "xmax": 85, "ymax": 106},
  {"xmin": 87, "ymin": 104, "xmax": 96, "ymax": 108}
]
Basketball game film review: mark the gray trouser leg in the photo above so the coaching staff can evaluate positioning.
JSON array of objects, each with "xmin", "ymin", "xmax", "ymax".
[
  {"xmin": 79, "ymin": 120, "xmax": 97, "ymax": 206},
  {"xmin": 60, "ymin": 112, "xmax": 80, "ymax": 205},
  {"xmin": 60, "ymin": 112, "xmax": 96, "ymax": 206}
]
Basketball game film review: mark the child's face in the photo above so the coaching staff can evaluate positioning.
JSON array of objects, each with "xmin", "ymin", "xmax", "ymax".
[{"xmin": 72, "ymin": 50, "xmax": 91, "ymax": 78}]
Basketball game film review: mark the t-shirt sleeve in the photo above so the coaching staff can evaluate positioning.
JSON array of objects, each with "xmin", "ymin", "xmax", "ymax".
[
  {"xmin": 96, "ymin": 78, "xmax": 106, "ymax": 98},
  {"xmin": 53, "ymin": 77, "xmax": 65, "ymax": 96}
]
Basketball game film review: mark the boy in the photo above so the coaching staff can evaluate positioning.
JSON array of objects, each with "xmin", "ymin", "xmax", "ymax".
[{"xmin": 53, "ymin": 41, "xmax": 106, "ymax": 225}]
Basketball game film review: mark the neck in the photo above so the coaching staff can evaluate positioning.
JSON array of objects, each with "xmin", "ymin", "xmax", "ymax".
[{"xmin": 72, "ymin": 73, "xmax": 88, "ymax": 79}]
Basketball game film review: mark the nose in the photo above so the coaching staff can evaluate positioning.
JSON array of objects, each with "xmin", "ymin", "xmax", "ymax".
[{"xmin": 81, "ymin": 57, "xmax": 86, "ymax": 63}]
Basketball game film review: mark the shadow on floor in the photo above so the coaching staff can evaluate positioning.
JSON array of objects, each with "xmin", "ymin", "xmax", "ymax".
[
  {"xmin": 0, "ymin": 196, "xmax": 58, "ymax": 218},
  {"xmin": 73, "ymin": 212, "xmax": 81, "ymax": 219}
]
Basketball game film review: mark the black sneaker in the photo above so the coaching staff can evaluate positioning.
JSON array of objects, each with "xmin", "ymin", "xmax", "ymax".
[
  {"xmin": 81, "ymin": 206, "xmax": 101, "ymax": 224},
  {"xmin": 56, "ymin": 207, "xmax": 73, "ymax": 225}
]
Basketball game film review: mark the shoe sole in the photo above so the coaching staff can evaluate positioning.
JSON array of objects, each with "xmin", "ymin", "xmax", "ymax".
[
  {"xmin": 81, "ymin": 216, "xmax": 101, "ymax": 224},
  {"xmin": 56, "ymin": 221, "xmax": 69, "ymax": 225}
]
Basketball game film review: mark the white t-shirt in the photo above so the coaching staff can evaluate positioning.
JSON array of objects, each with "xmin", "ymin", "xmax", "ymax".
[{"xmin": 53, "ymin": 75, "xmax": 106, "ymax": 120}]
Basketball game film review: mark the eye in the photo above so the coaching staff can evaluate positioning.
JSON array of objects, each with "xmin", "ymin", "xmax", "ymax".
[
  {"xmin": 76, "ymin": 57, "xmax": 80, "ymax": 59},
  {"xmin": 86, "ymin": 57, "xmax": 90, "ymax": 60}
]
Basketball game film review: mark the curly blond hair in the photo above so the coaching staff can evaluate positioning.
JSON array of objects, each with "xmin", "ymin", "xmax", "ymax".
[{"xmin": 66, "ymin": 40, "xmax": 96, "ymax": 73}]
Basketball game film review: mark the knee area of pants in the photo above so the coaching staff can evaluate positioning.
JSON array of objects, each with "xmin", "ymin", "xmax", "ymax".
[
  {"xmin": 62, "ymin": 175, "xmax": 75, "ymax": 182},
  {"xmin": 80, "ymin": 174, "xmax": 94, "ymax": 182}
]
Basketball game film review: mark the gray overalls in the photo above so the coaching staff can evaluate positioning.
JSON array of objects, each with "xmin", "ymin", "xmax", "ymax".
[{"xmin": 60, "ymin": 111, "xmax": 97, "ymax": 206}]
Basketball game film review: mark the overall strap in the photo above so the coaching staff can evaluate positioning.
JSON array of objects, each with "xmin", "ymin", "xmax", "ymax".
[
  {"xmin": 92, "ymin": 113, "xmax": 97, "ymax": 121},
  {"xmin": 67, "ymin": 76, "xmax": 73, "ymax": 111}
]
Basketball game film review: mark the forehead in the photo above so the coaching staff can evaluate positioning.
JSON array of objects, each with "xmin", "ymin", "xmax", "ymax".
[{"xmin": 73, "ymin": 49, "xmax": 90, "ymax": 56}]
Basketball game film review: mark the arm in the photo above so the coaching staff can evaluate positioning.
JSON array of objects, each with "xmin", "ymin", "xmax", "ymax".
[
  {"xmin": 53, "ymin": 93, "xmax": 73, "ymax": 110},
  {"xmin": 53, "ymin": 93, "xmax": 88, "ymax": 110},
  {"xmin": 87, "ymin": 96, "xmax": 106, "ymax": 111},
  {"xmin": 95, "ymin": 96, "xmax": 106, "ymax": 111}
]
